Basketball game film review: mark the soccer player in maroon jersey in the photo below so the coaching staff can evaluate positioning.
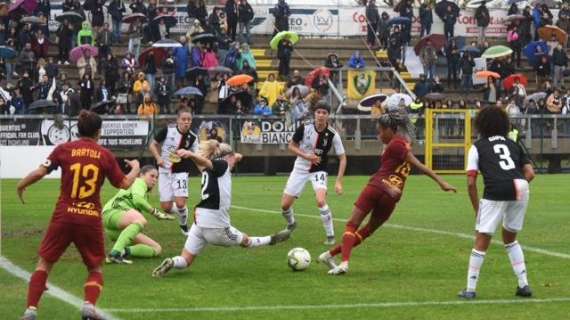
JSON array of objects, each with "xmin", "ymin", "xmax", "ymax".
[
  {"xmin": 319, "ymin": 111, "xmax": 457, "ymax": 275},
  {"xmin": 17, "ymin": 111, "xmax": 140, "ymax": 320}
]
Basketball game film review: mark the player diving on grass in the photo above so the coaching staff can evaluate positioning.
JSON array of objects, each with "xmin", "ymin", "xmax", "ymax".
[
  {"xmin": 149, "ymin": 107, "xmax": 198, "ymax": 236},
  {"xmin": 458, "ymin": 106, "xmax": 535, "ymax": 299},
  {"xmin": 280, "ymin": 101, "xmax": 347, "ymax": 245},
  {"xmin": 17, "ymin": 111, "xmax": 140, "ymax": 320},
  {"xmin": 318, "ymin": 110, "xmax": 457, "ymax": 275},
  {"xmin": 152, "ymin": 140, "xmax": 291, "ymax": 277},
  {"xmin": 104, "ymin": 165, "xmax": 175, "ymax": 264}
]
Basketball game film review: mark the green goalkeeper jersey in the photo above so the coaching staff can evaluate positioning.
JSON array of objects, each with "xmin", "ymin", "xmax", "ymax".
[{"xmin": 103, "ymin": 178, "xmax": 153, "ymax": 215}]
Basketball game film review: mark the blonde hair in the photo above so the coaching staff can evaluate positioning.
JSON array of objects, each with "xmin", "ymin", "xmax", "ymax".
[{"xmin": 197, "ymin": 140, "xmax": 233, "ymax": 160}]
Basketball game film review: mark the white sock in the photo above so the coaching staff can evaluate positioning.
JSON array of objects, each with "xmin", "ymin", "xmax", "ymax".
[
  {"xmin": 247, "ymin": 236, "xmax": 271, "ymax": 248},
  {"xmin": 467, "ymin": 249, "xmax": 486, "ymax": 292},
  {"xmin": 172, "ymin": 256, "xmax": 188, "ymax": 269},
  {"xmin": 319, "ymin": 205, "xmax": 334, "ymax": 238},
  {"xmin": 282, "ymin": 208, "xmax": 295, "ymax": 225},
  {"xmin": 176, "ymin": 205, "xmax": 189, "ymax": 227},
  {"xmin": 505, "ymin": 241, "xmax": 529, "ymax": 288}
]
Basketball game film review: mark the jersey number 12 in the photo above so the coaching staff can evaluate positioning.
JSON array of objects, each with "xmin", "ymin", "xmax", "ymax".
[{"xmin": 493, "ymin": 144, "xmax": 516, "ymax": 171}]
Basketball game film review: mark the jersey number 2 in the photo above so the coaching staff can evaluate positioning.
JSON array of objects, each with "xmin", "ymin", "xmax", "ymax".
[
  {"xmin": 200, "ymin": 172, "xmax": 210, "ymax": 200},
  {"xmin": 493, "ymin": 144, "xmax": 516, "ymax": 171},
  {"xmin": 70, "ymin": 163, "xmax": 99, "ymax": 199}
]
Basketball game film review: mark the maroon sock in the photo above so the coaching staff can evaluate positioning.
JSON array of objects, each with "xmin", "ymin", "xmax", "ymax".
[
  {"xmin": 84, "ymin": 272, "xmax": 103, "ymax": 305},
  {"xmin": 27, "ymin": 270, "xmax": 48, "ymax": 309},
  {"xmin": 329, "ymin": 245, "xmax": 341, "ymax": 257},
  {"xmin": 340, "ymin": 225, "xmax": 358, "ymax": 262}
]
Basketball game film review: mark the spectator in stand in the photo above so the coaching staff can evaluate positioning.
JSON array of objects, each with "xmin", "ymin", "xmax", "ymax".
[
  {"xmin": 217, "ymin": 73, "xmax": 230, "ymax": 113},
  {"xmin": 552, "ymin": 42, "xmax": 568, "ymax": 88},
  {"xmin": 155, "ymin": 76, "xmax": 171, "ymax": 114},
  {"xmin": 187, "ymin": 0, "xmax": 208, "ymax": 29},
  {"xmin": 187, "ymin": 20, "xmax": 205, "ymax": 41},
  {"xmin": 475, "ymin": 1, "xmax": 490, "ymax": 44},
  {"xmin": 18, "ymin": 24, "xmax": 33, "ymax": 51},
  {"xmin": 535, "ymin": 55, "xmax": 550, "ymax": 84},
  {"xmin": 259, "ymin": 73, "xmax": 283, "ymax": 107},
  {"xmin": 541, "ymin": 4, "xmax": 553, "ymax": 25},
  {"xmin": 430, "ymin": 76, "xmax": 444, "ymax": 92},
  {"xmin": 398, "ymin": 0, "xmax": 413, "ymax": 44},
  {"xmin": 128, "ymin": 19, "xmax": 143, "ymax": 59},
  {"xmin": 17, "ymin": 71, "xmax": 34, "ymax": 107},
  {"xmin": 446, "ymin": 38, "xmax": 460, "ymax": 89},
  {"xmin": 122, "ymin": 52, "xmax": 137, "ymax": 75},
  {"xmin": 241, "ymin": 60, "xmax": 258, "ymax": 83},
  {"xmin": 512, "ymin": 77, "xmax": 526, "ymax": 108},
  {"xmin": 145, "ymin": 51, "xmax": 157, "ymax": 92},
  {"xmin": 79, "ymin": 73, "xmax": 94, "ymax": 108},
  {"xmin": 18, "ymin": 42, "xmax": 36, "ymax": 77},
  {"xmin": 558, "ymin": 3, "xmax": 570, "ymax": 47},
  {"xmin": 413, "ymin": 74, "xmax": 431, "ymax": 99},
  {"xmin": 419, "ymin": 2, "xmax": 433, "ymax": 38},
  {"xmin": 32, "ymin": 30, "xmax": 49, "ymax": 60},
  {"xmin": 254, "ymin": 97, "xmax": 272, "ymax": 116},
  {"xmin": 238, "ymin": 43, "xmax": 256, "ymax": 70},
  {"xmin": 116, "ymin": 72, "xmax": 134, "ymax": 112},
  {"xmin": 158, "ymin": 19, "xmax": 169, "ymax": 40},
  {"xmin": 11, "ymin": 89, "xmax": 25, "ymax": 114},
  {"xmin": 77, "ymin": 22, "xmax": 94, "ymax": 45},
  {"xmin": 190, "ymin": 43, "xmax": 203, "ymax": 68},
  {"xmin": 102, "ymin": 53, "xmax": 120, "ymax": 95},
  {"xmin": 173, "ymin": 36, "xmax": 190, "ymax": 87},
  {"xmin": 96, "ymin": 23, "xmax": 114, "ymax": 65},
  {"xmin": 507, "ymin": 24, "xmax": 521, "ymax": 67},
  {"xmin": 546, "ymin": 89, "xmax": 562, "ymax": 114},
  {"xmin": 420, "ymin": 39, "xmax": 437, "ymax": 79},
  {"xmin": 192, "ymin": 73, "xmax": 208, "ymax": 114},
  {"xmin": 365, "ymin": 0, "xmax": 380, "ymax": 48},
  {"xmin": 133, "ymin": 71, "xmax": 150, "ymax": 107},
  {"xmin": 460, "ymin": 52, "xmax": 475, "ymax": 94},
  {"xmin": 443, "ymin": 4, "xmax": 458, "ymax": 41},
  {"xmin": 203, "ymin": 45, "xmax": 220, "ymax": 69},
  {"xmin": 95, "ymin": 79, "xmax": 111, "ymax": 105},
  {"xmin": 77, "ymin": 50, "xmax": 96, "ymax": 80},
  {"xmin": 137, "ymin": 94, "xmax": 159, "ymax": 117},
  {"xmin": 348, "ymin": 50, "xmax": 366, "ymax": 69},
  {"xmin": 162, "ymin": 50, "xmax": 176, "ymax": 92},
  {"xmin": 238, "ymin": 0, "xmax": 254, "ymax": 44},
  {"xmin": 225, "ymin": 0, "xmax": 238, "ymax": 41},
  {"xmin": 56, "ymin": 19, "xmax": 74, "ymax": 64},
  {"xmin": 508, "ymin": 2, "xmax": 519, "ymax": 15},
  {"xmin": 108, "ymin": 0, "xmax": 126, "ymax": 42},
  {"xmin": 36, "ymin": 74, "xmax": 51, "ymax": 100},
  {"xmin": 484, "ymin": 76, "xmax": 497, "ymax": 105},
  {"xmin": 387, "ymin": 25, "xmax": 402, "ymax": 67},
  {"xmin": 36, "ymin": 58, "xmax": 47, "ymax": 82},
  {"xmin": 130, "ymin": 0, "xmax": 147, "ymax": 15},
  {"xmin": 277, "ymin": 37, "xmax": 293, "ymax": 78},
  {"xmin": 272, "ymin": 0, "xmax": 290, "ymax": 36},
  {"xmin": 290, "ymin": 87, "xmax": 309, "ymax": 122},
  {"xmin": 146, "ymin": 0, "xmax": 159, "ymax": 43},
  {"xmin": 287, "ymin": 69, "xmax": 304, "ymax": 88},
  {"xmin": 520, "ymin": 6, "xmax": 532, "ymax": 46},
  {"xmin": 0, "ymin": 97, "xmax": 8, "ymax": 115},
  {"xmin": 378, "ymin": 12, "xmax": 390, "ymax": 49},
  {"xmin": 90, "ymin": 0, "xmax": 105, "ymax": 35}
]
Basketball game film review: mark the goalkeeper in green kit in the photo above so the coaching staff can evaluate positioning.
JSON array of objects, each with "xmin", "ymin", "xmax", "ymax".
[{"xmin": 104, "ymin": 165, "xmax": 174, "ymax": 264}]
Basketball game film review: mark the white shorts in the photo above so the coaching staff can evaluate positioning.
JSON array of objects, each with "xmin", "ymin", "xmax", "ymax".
[
  {"xmin": 184, "ymin": 223, "xmax": 245, "ymax": 255},
  {"xmin": 476, "ymin": 180, "xmax": 530, "ymax": 234},
  {"xmin": 158, "ymin": 171, "xmax": 189, "ymax": 202},
  {"xmin": 283, "ymin": 169, "xmax": 328, "ymax": 198}
]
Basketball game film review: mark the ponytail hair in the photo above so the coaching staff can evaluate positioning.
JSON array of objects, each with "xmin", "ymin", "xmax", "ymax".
[{"xmin": 378, "ymin": 109, "xmax": 416, "ymax": 141}]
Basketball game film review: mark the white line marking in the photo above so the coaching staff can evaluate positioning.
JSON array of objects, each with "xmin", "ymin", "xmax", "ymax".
[
  {"xmin": 231, "ymin": 205, "xmax": 570, "ymax": 260},
  {"xmin": 106, "ymin": 297, "xmax": 570, "ymax": 313},
  {"xmin": 0, "ymin": 256, "xmax": 122, "ymax": 320}
]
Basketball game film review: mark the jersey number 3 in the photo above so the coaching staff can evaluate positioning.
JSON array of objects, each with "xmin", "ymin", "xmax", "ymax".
[{"xmin": 493, "ymin": 144, "xmax": 516, "ymax": 171}]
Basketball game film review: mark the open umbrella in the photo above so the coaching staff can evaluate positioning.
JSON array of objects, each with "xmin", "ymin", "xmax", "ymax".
[
  {"xmin": 29, "ymin": 99, "xmax": 57, "ymax": 112},
  {"xmin": 90, "ymin": 100, "xmax": 114, "ymax": 114},
  {"xmin": 461, "ymin": 45, "xmax": 481, "ymax": 57},
  {"xmin": 138, "ymin": 47, "xmax": 166, "ymax": 67},
  {"xmin": 475, "ymin": 70, "xmax": 501, "ymax": 79},
  {"xmin": 208, "ymin": 66, "xmax": 233, "ymax": 76},
  {"xmin": 186, "ymin": 66, "xmax": 208, "ymax": 78},
  {"xmin": 482, "ymin": 45, "xmax": 513, "ymax": 59},
  {"xmin": 286, "ymin": 85, "xmax": 310, "ymax": 98},
  {"xmin": 55, "ymin": 11, "xmax": 84, "ymax": 25},
  {"xmin": 525, "ymin": 91, "xmax": 547, "ymax": 103},
  {"xmin": 435, "ymin": 0, "xmax": 460, "ymax": 20},
  {"xmin": 0, "ymin": 46, "xmax": 17, "ymax": 59},
  {"xmin": 191, "ymin": 33, "xmax": 217, "ymax": 44},
  {"xmin": 21, "ymin": 16, "xmax": 44, "ymax": 25},
  {"xmin": 387, "ymin": 16, "xmax": 411, "ymax": 28},
  {"xmin": 69, "ymin": 44, "xmax": 98, "ymax": 63},
  {"xmin": 523, "ymin": 41, "xmax": 548, "ymax": 66},
  {"xmin": 9, "ymin": 0, "xmax": 37, "ymax": 15},
  {"xmin": 174, "ymin": 86, "xmax": 203, "ymax": 97},
  {"xmin": 223, "ymin": 90, "xmax": 252, "ymax": 106},
  {"xmin": 424, "ymin": 92, "xmax": 446, "ymax": 101},
  {"xmin": 152, "ymin": 39, "xmax": 182, "ymax": 48},
  {"xmin": 357, "ymin": 94, "xmax": 387, "ymax": 112},
  {"xmin": 538, "ymin": 25, "xmax": 567, "ymax": 45},
  {"xmin": 503, "ymin": 74, "xmax": 528, "ymax": 90},
  {"xmin": 153, "ymin": 14, "xmax": 177, "ymax": 27},
  {"xmin": 270, "ymin": 31, "xmax": 300, "ymax": 50},
  {"xmin": 305, "ymin": 66, "xmax": 331, "ymax": 87},
  {"xmin": 414, "ymin": 34, "xmax": 446, "ymax": 55},
  {"xmin": 508, "ymin": 0, "xmax": 526, "ymax": 4},
  {"xmin": 386, "ymin": 93, "xmax": 413, "ymax": 108},
  {"xmin": 532, "ymin": 0, "xmax": 558, "ymax": 6},
  {"xmin": 122, "ymin": 13, "xmax": 147, "ymax": 24},
  {"xmin": 227, "ymin": 74, "xmax": 254, "ymax": 87},
  {"xmin": 504, "ymin": 14, "xmax": 525, "ymax": 25}
]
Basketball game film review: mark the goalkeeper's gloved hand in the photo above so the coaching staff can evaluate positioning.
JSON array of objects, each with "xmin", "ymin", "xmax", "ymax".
[{"xmin": 151, "ymin": 208, "xmax": 175, "ymax": 221}]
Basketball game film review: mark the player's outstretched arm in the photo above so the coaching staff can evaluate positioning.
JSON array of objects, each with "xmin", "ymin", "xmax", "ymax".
[
  {"xmin": 177, "ymin": 149, "xmax": 213, "ymax": 171},
  {"xmin": 119, "ymin": 159, "xmax": 141, "ymax": 189},
  {"xmin": 405, "ymin": 152, "xmax": 457, "ymax": 193},
  {"xmin": 335, "ymin": 154, "xmax": 347, "ymax": 195},
  {"xmin": 16, "ymin": 166, "xmax": 49, "ymax": 204}
]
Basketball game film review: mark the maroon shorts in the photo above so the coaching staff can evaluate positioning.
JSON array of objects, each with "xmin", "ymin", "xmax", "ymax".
[
  {"xmin": 39, "ymin": 222, "xmax": 105, "ymax": 269},
  {"xmin": 354, "ymin": 185, "xmax": 398, "ymax": 222}
]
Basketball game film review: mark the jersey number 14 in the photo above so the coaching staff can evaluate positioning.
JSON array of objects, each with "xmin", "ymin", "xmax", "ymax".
[{"xmin": 493, "ymin": 144, "xmax": 516, "ymax": 171}]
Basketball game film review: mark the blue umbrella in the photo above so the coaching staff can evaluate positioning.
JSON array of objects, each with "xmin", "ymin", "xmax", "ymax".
[
  {"xmin": 461, "ymin": 46, "xmax": 481, "ymax": 57},
  {"xmin": 174, "ymin": 86, "xmax": 203, "ymax": 97},
  {"xmin": 0, "ymin": 46, "xmax": 17, "ymax": 59},
  {"xmin": 508, "ymin": 0, "xmax": 526, "ymax": 4},
  {"xmin": 523, "ymin": 41, "xmax": 548, "ymax": 66},
  {"xmin": 387, "ymin": 17, "xmax": 411, "ymax": 28}
]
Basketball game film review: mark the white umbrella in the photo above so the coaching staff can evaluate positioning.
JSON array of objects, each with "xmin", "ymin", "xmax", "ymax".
[
  {"xmin": 386, "ymin": 93, "xmax": 412, "ymax": 109},
  {"xmin": 152, "ymin": 39, "xmax": 182, "ymax": 48}
]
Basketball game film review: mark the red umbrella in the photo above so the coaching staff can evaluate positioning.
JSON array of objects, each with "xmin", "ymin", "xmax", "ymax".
[
  {"xmin": 122, "ymin": 13, "xmax": 147, "ymax": 24},
  {"xmin": 69, "ymin": 45, "xmax": 98, "ymax": 63},
  {"xmin": 414, "ymin": 34, "xmax": 446, "ymax": 55},
  {"xmin": 503, "ymin": 74, "xmax": 528, "ymax": 90},
  {"xmin": 305, "ymin": 67, "xmax": 331, "ymax": 87},
  {"xmin": 138, "ymin": 47, "xmax": 166, "ymax": 67},
  {"xmin": 227, "ymin": 74, "xmax": 254, "ymax": 87},
  {"xmin": 9, "ymin": 0, "xmax": 37, "ymax": 15}
]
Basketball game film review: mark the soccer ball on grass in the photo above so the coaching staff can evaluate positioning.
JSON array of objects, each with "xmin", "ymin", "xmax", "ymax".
[{"xmin": 287, "ymin": 247, "xmax": 311, "ymax": 271}]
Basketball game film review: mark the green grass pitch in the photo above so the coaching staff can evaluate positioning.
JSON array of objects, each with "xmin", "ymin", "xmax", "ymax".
[{"xmin": 1, "ymin": 175, "xmax": 570, "ymax": 320}]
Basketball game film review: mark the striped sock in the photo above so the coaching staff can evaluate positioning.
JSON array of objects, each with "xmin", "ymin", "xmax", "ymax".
[
  {"xmin": 319, "ymin": 205, "xmax": 334, "ymax": 238},
  {"xmin": 172, "ymin": 256, "xmax": 188, "ymax": 269},
  {"xmin": 467, "ymin": 249, "xmax": 486, "ymax": 292},
  {"xmin": 505, "ymin": 241, "xmax": 529, "ymax": 288},
  {"xmin": 176, "ymin": 206, "xmax": 189, "ymax": 227},
  {"xmin": 282, "ymin": 208, "xmax": 295, "ymax": 225},
  {"xmin": 248, "ymin": 236, "xmax": 271, "ymax": 247}
]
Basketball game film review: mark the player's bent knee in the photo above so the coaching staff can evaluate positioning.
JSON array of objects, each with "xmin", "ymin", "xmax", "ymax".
[
  {"xmin": 174, "ymin": 198, "xmax": 187, "ymax": 209},
  {"xmin": 316, "ymin": 200, "xmax": 327, "ymax": 208},
  {"xmin": 240, "ymin": 235, "xmax": 251, "ymax": 248}
]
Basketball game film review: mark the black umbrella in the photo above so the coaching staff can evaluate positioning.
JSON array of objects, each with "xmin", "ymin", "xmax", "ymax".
[
  {"xmin": 191, "ymin": 33, "xmax": 216, "ymax": 44},
  {"xmin": 223, "ymin": 90, "xmax": 252, "ymax": 107},
  {"xmin": 186, "ymin": 67, "xmax": 208, "ymax": 79},
  {"xmin": 29, "ymin": 99, "xmax": 57, "ymax": 113},
  {"xmin": 153, "ymin": 15, "xmax": 177, "ymax": 27},
  {"xmin": 90, "ymin": 100, "xmax": 114, "ymax": 114},
  {"xmin": 435, "ymin": 0, "xmax": 460, "ymax": 20},
  {"xmin": 55, "ymin": 11, "xmax": 84, "ymax": 25}
]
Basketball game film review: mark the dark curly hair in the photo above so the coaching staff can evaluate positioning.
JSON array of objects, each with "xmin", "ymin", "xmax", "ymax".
[
  {"xmin": 378, "ymin": 109, "xmax": 415, "ymax": 139},
  {"xmin": 475, "ymin": 106, "xmax": 509, "ymax": 138}
]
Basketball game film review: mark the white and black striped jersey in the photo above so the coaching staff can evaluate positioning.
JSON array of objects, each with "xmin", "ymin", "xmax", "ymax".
[
  {"xmin": 466, "ymin": 135, "xmax": 530, "ymax": 201},
  {"xmin": 291, "ymin": 122, "xmax": 345, "ymax": 173},
  {"xmin": 195, "ymin": 160, "xmax": 232, "ymax": 228},
  {"xmin": 154, "ymin": 125, "xmax": 199, "ymax": 174}
]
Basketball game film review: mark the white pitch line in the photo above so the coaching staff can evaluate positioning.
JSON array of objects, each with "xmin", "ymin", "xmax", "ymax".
[
  {"xmin": 231, "ymin": 205, "xmax": 570, "ymax": 260},
  {"xmin": 0, "ymin": 256, "xmax": 122, "ymax": 320},
  {"xmin": 106, "ymin": 297, "xmax": 570, "ymax": 313}
]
